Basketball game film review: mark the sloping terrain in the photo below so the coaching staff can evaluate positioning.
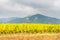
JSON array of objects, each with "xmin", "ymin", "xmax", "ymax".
[{"xmin": 0, "ymin": 14, "xmax": 60, "ymax": 23}]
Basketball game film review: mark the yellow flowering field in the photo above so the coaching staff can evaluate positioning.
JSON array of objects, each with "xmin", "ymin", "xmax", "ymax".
[{"xmin": 0, "ymin": 23, "xmax": 60, "ymax": 34}]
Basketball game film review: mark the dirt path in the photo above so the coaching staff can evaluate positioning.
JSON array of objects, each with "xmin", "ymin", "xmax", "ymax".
[{"xmin": 0, "ymin": 33, "xmax": 60, "ymax": 40}]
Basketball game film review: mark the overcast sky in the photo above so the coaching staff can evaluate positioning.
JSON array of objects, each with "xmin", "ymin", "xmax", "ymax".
[{"xmin": 0, "ymin": 0, "xmax": 60, "ymax": 19}]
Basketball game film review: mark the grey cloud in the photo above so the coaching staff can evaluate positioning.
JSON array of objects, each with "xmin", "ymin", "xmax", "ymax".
[
  {"xmin": 11, "ymin": 0, "xmax": 55, "ymax": 14},
  {"xmin": 0, "ymin": 0, "xmax": 60, "ymax": 19},
  {"xmin": 11, "ymin": 0, "xmax": 60, "ymax": 19},
  {"xmin": 12, "ymin": 0, "xmax": 53, "ymax": 8}
]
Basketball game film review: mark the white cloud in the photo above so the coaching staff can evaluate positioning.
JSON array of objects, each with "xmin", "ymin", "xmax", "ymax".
[
  {"xmin": 53, "ymin": 0, "xmax": 60, "ymax": 8},
  {"xmin": 0, "ymin": 0, "xmax": 38, "ymax": 18},
  {"xmin": 0, "ymin": 0, "xmax": 60, "ymax": 19},
  {"xmin": 0, "ymin": 0, "xmax": 9, "ymax": 3}
]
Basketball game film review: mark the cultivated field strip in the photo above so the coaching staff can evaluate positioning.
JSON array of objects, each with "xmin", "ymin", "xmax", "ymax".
[
  {"xmin": 0, "ymin": 24, "xmax": 60, "ymax": 34},
  {"xmin": 0, "ymin": 33, "xmax": 60, "ymax": 40}
]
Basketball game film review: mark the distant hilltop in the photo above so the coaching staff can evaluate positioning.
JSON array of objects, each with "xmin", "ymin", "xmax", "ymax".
[{"xmin": 0, "ymin": 14, "xmax": 60, "ymax": 24}]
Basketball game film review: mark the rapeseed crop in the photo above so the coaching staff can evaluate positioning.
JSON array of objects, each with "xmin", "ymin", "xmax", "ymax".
[{"xmin": 0, "ymin": 24, "xmax": 60, "ymax": 34}]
